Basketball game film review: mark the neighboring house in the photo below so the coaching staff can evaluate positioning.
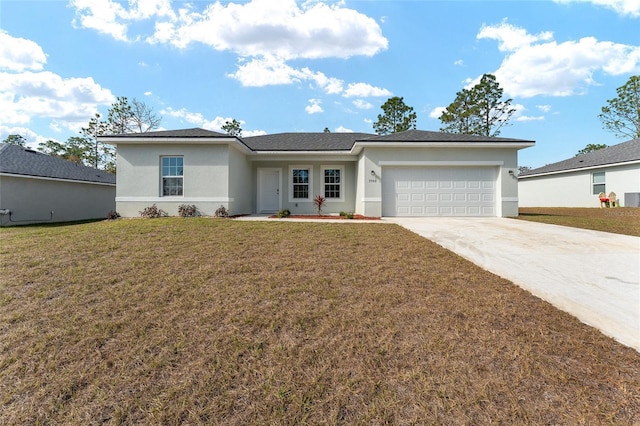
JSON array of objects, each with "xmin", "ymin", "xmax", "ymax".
[
  {"xmin": 0, "ymin": 143, "xmax": 116, "ymax": 226},
  {"xmin": 518, "ymin": 138, "xmax": 640, "ymax": 207},
  {"xmin": 99, "ymin": 128, "xmax": 534, "ymax": 218}
]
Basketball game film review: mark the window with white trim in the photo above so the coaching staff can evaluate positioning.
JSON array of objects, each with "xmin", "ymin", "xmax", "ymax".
[
  {"xmin": 290, "ymin": 166, "xmax": 312, "ymax": 201},
  {"xmin": 592, "ymin": 171, "xmax": 605, "ymax": 195},
  {"xmin": 321, "ymin": 166, "xmax": 343, "ymax": 201},
  {"xmin": 162, "ymin": 156, "xmax": 183, "ymax": 196}
]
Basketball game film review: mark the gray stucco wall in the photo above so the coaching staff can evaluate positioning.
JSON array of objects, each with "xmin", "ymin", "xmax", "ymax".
[
  {"xmin": 251, "ymin": 160, "xmax": 357, "ymax": 215},
  {"xmin": 228, "ymin": 146, "xmax": 253, "ymax": 215},
  {"xmin": 115, "ymin": 144, "xmax": 231, "ymax": 217},
  {"xmin": 360, "ymin": 147, "xmax": 520, "ymax": 217},
  {"xmin": 0, "ymin": 175, "xmax": 115, "ymax": 226}
]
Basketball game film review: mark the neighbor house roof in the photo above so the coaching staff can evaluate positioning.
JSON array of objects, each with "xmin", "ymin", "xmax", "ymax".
[
  {"xmin": 0, "ymin": 143, "xmax": 116, "ymax": 184},
  {"xmin": 520, "ymin": 138, "xmax": 640, "ymax": 178}
]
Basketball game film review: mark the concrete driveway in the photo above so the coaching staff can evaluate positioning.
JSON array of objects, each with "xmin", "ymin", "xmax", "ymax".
[{"xmin": 387, "ymin": 217, "xmax": 640, "ymax": 352}]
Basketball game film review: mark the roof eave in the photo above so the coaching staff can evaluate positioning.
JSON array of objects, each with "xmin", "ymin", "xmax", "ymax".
[
  {"xmin": 351, "ymin": 141, "xmax": 535, "ymax": 154},
  {"xmin": 519, "ymin": 159, "xmax": 640, "ymax": 179},
  {"xmin": 99, "ymin": 136, "xmax": 254, "ymax": 154}
]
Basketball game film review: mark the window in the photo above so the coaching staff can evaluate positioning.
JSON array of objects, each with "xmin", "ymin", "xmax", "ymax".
[
  {"xmin": 592, "ymin": 171, "xmax": 605, "ymax": 195},
  {"xmin": 290, "ymin": 166, "xmax": 312, "ymax": 201},
  {"xmin": 322, "ymin": 166, "xmax": 343, "ymax": 200},
  {"xmin": 162, "ymin": 156, "xmax": 183, "ymax": 196}
]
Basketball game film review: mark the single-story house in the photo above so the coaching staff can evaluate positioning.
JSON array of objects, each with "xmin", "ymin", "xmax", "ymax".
[
  {"xmin": 99, "ymin": 128, "xmax": 534, "ymax": 218},
  {"xmin": 518, "ymin": 138, "xmax": 640, "ymax": 207},
  {"xmin": 0, "ymin": 143, "xmax": 116, "ymax": 226}
]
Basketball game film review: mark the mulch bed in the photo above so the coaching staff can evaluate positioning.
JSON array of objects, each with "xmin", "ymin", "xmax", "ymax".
[{"xmin": 269, "ymin": 214, "xmax": 381, "ymax": 220}]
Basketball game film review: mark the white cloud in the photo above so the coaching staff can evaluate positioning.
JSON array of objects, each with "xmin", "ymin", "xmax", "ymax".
[
  {"xmin": 0, "ymin": 125, "xmax": 52, "ymax": 149},
  {"xmin": 477, "ymin": 21, "xmax": 640, "ymax": 98},
  {"xmin": 428, "ymin": 106, "xmax": 446, "ymax": 119},
  {"xmin": 334, "ymin": 126, "xmax": 354, "ymax": 133},
  {"xmin": 70, "ymin": 0, "xmax": 176, "ymax": 42},
  {"xmin": 512, "ymin": 103, "xmax": 545, "ymax": 122},
  {"xmin": 343, "ymin": 82, "xmax": 392, "ymax": 98},
  {"xmin": 516, "ymin": 115, "xmax": 545, "ymax": 122},
  {"xmin": 161, "ymin": 106, "xmax": 266, "ymax": 135},
  {"xmin": 353, "ymin": 99, "xmax": 373, "ymax": 109},
  {"xmin": 0, "ymin": 71, "xmax": 114, "ymax": 126},
  {"xmin": 537, "ymin": 104, "xmax": 552, "ymax": 113},
  {"xmin": 454, "ymin": 59, "xmax": 464, "ymax": 66},
  {"xmin": 477, "ymin": 21, "xmax": 553, "ymax": 52},
  {"xmin": 71, "ymin": 0, "xmax": 388, "ymax": 60},
  {"xmin": 305, "ymin": 98, "xmax": 323, "ymax": 114},
  {"xmin": 554, "ymin": 0, "xmax": 640, "ymax": 17},
  {"xmin": 0, "ymin": 30, "xmax": 47, "ymax": 72},
  {"xmin": 146, "ymin": 0, "xmax": 387, "ymax": 60},
  {"xmin": 71, "ymin": 0, "xmax": 389, "ymax": 98}
]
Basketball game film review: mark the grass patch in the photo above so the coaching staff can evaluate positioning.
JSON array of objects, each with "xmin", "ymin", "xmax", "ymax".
[
  {"xmin": 1, "ymin": 219, "xmax": 639, "ymax": 424},
  {"xmin": 517, "ymin": 207, "xmax": 640, "ymax": 237}
]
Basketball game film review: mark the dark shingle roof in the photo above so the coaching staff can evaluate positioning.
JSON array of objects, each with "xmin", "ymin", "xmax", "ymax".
[
  {"xmin": 520, "ymin": 138, "xmax": 640, "ymax": 177},
  {"xmin": 362, "ymin": 129, "xmax": 534, "ymax": 143},
  {"xmin": 105, "ymin": 128, "xmax": 228, "ymax": 138},
  {"xmin": 103, "ymin": 127, "xmax": 534, "ymax": 151},
  {"xmin": 243, "ymin": 132, "xmax": 375, "ymax": 151},
  {"xmin": 0, "ymin": 144, "xmax": 116, "ymax": 184}
]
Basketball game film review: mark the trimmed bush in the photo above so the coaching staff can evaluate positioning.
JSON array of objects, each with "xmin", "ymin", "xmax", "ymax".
[{"xmin": 277, "ymin": 209, "xmax": 291, "ymax": 218}]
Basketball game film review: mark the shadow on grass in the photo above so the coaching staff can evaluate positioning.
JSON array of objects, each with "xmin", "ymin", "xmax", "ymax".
[{"xmin": 0, "ymin": 218, "xmax": 106, "ymax": 229}]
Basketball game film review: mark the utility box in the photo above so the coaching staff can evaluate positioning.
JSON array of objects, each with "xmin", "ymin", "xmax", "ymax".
[{"xmin": 624, "ymin": 193, "xmax": 640, "ymax": 207}]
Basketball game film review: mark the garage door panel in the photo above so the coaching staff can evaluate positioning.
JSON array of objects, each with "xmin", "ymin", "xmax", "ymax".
[{"xmin": 382, "ymin": 167, "xmax": 497, "ymax": 217}]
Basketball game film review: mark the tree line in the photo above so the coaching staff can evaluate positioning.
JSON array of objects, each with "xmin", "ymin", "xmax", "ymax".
[
  {"xmin": 371, "ymin": 73, "xmax": 639, "ymax": 155},
  {"xmin": 3, "ymin": 74, "xmax": 638, "ymax": 170},
  {"xmin": 3, "ymin": 97, "xmax": 161, "ymax": 173}
]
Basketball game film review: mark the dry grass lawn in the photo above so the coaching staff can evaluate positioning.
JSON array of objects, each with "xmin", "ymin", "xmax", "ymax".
[
  {"xmin": 518, "ymin": 207, "xmax": 640, "ymax": 237},
  {"xmin": 1, "ymin": 218, "xmax": 639, "ymax": 425}
]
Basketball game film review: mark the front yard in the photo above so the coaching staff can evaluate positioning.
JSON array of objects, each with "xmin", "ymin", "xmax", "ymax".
[{"xmin": 1, "ymin": 219, "xmax": 639, "ymax": 424}]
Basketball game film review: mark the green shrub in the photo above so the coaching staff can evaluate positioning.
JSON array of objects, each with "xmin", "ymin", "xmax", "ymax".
[
  {"xmin": 345, "ymin": 212, "xmax": 354, "ymax": 219},
  {"xmin": 277, "ymin": 209, "xmax": 291, "ymax": 218}
]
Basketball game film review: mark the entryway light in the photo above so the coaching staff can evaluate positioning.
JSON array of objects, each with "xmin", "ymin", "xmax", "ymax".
[{"xmin": 371, "ymin": 170, "xmax": 376, "ymax": 176}]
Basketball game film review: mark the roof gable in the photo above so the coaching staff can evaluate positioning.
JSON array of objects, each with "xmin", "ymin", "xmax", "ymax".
[
  {"xmin": 520, "ymin": 138, "xmax": 640, "ymax": 177},
  {"xmin": 0, "ymin": 144, "xmax": 116, "ymax": 184}
]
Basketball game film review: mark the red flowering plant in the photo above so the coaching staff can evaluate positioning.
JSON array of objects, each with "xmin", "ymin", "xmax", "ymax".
[{"xmin": 313, "ymin": 194, "xmax": 326, "ymax": 215}]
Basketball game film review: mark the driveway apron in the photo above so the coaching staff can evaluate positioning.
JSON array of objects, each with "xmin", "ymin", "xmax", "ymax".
[{"xmin": 387, "ymin": 217, "xmax": 640, "ymax": 352}]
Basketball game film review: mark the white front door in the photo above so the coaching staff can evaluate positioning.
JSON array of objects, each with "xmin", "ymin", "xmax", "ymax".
[{"xmin": 258, "ymin": 168, "xmax": 281, "ymax": 213}]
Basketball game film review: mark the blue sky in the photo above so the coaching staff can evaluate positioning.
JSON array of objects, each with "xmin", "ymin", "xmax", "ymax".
[{"xmin": 1, "ymin": 0, "xmax": 639, "ymax": 168}]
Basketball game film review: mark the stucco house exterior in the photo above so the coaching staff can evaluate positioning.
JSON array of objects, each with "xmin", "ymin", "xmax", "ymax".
[
  {"xmin": 518, "ymin": 138, "xmax": 640, "ymax": 207},
  {"xmin": 99, "ymin": 128, "xmax": 534, "ymax": 218},
  {"xmin": 0, "ymin": 143, "xmax": 116, "ymax": 226}
]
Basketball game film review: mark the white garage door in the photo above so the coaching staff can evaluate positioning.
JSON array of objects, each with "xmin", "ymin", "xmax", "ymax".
[{"xmin": 382, "ymin": 167, "xmax": 497, "ymax": 217}]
